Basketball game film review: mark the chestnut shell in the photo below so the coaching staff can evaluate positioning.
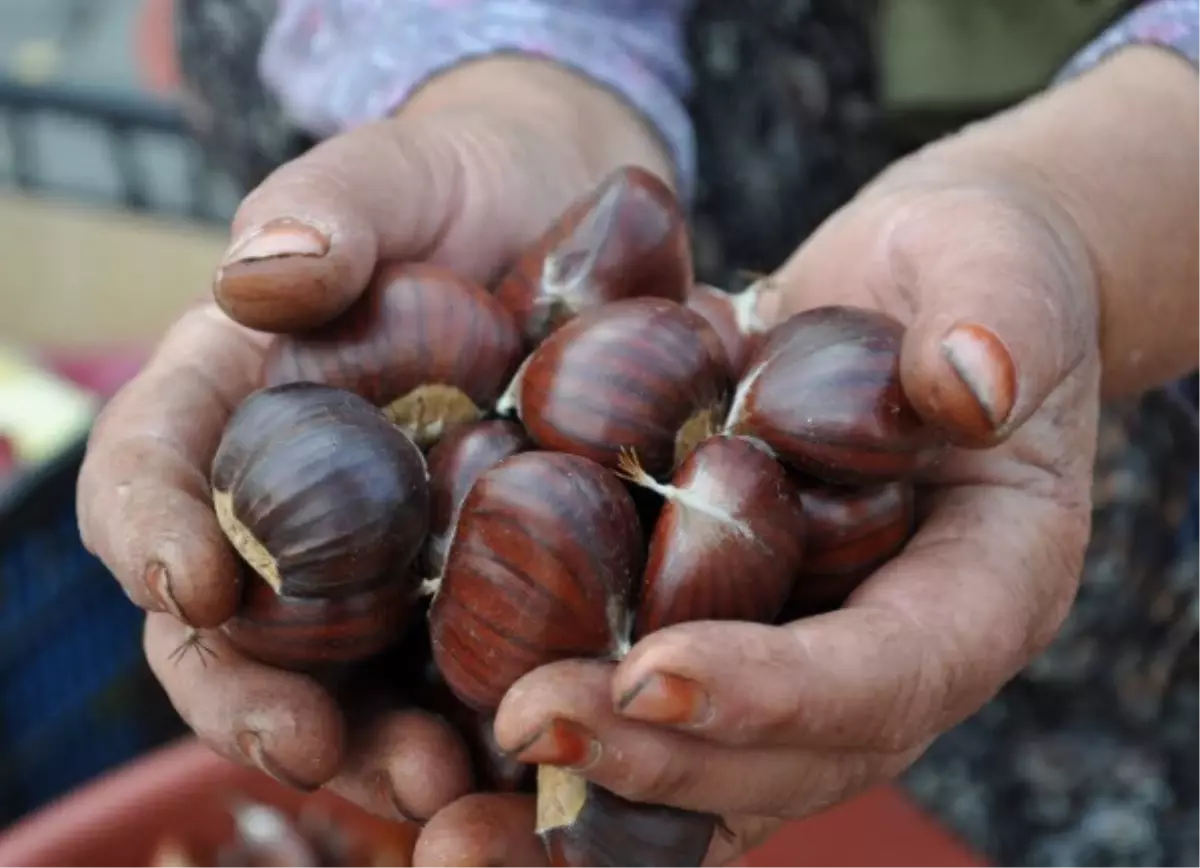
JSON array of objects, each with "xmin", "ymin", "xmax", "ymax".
[
  {"xmin": 494, "ymin": 166, "xmax": 692, "ymax": 347},
  {"xmin": 424, "ymin": 419, "xmax": 530, "ymax": 575},
  {"xmin": 222, "ymin": 569, "xmax": 416, "ymax": 671},
  {"xmin": 632, "ymin": 436, "xmax": 805, "ymax": 638},
  {"xmin": 728, "ymin": 306, "xmax": 938, "ymax": 483},
  {"xmin": 785, "ymin": 480, "xmax": 915, "ymax": 617},
  {"xmin": 538, "ymin": 768, "xmax": 716, "ymax": 868},
  {"xmin": 211, "ymin": 383, "xmax": 430, "ymax": 598},
  {"xmin": 429, "ymin": 451, "xmax": 643, "ymax": 712},
  {"xmin": 261, "ymin": 263, "xmax": 524, "ymax": 447},
  {"xmin": 517, "ymin": 298, "xmax": 732, "ymax": 478}
]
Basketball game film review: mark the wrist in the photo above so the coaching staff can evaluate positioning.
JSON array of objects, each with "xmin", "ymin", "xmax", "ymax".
[
  {"xmin": 924, "ymin": 47, "xmax": 1198, "ymax": 398},
  {"xmin": 398, "ymin": 55, "xmax": 678, "ymax": 193}
]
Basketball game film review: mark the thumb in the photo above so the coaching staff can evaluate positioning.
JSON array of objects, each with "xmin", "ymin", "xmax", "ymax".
[
  {"xmin": 766, "ymin": 182, "xmax": 1099, "ymax": 447},
  {"xmin": 213, "ymin": 110, "xmax": 592, "ymax": 334},
  {"xmin": 891, "ymin": 189, "xmax": 1099, "ymax": 445}
]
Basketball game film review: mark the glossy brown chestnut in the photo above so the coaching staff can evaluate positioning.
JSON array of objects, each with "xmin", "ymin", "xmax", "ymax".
[
  {"xmin": 538, "ymin": 767, "xmax": 716, "ymax": 868},
  {"xmin": 619, "ymin": 437, "xmax": 805, "ymax": 637},
  {"xmin": 684, "ymin": 279, "xmax": 776, "ymax": 377},
  {"xmin": 725, "ymin": 305, "xmax": 940, "ymax": 484},
  {"xmin": 261, "ymin": 262, "xmax": 524, "ymax": 448},
  {"xmin": 428, "ymin": 451, "xmax": 643, "ymax": 712},
  {"xmin": 785, "ymin": 480, "xmax": 915, "ymax": 617},
  {"xmin": 515, "ymin": 297, "xmax": 732, "ymax": 478},
  {"xmin": 424, "ymin": 419, "xmax": 530, "ymax": 576},
  {"xmin": 222, "ymin": 567, "xmax": 416, "ymax": 670},
  {"xmin": 211, "ymin": 382, "xmax": 430, "ymax": 598},
  {"xmin": 494, "ymin": 166, "xmax": 692, "ymax": 347}
]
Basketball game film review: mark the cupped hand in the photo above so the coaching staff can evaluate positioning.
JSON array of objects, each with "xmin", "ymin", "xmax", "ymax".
[
  {"xmin": 75, "ymin": 57, "xmax": 671, "ymax": 831},
  {"xmin": 455, "ymin": 146, "xmax": 1104, "ymax": 866}
]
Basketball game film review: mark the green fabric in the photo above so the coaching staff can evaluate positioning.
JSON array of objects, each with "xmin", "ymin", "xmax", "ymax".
[{"xmin": 879, "ymin": 0, "xmax": 1129, "ymax": 109}]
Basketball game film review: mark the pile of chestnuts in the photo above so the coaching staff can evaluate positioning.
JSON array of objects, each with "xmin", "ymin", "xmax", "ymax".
[{"xmin": 207, "ymin": 166, "xmax": 940, "ymax": 867}]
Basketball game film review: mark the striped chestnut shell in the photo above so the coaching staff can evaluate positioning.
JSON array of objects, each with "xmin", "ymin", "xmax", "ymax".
[
  {"xmin": 513, "ymin": 297, "xmax": 733, "ymax": 479},
  {"xmin": 726, "ymin": 305, "xmax": 940, "ymax": 484},
  {"xmin": 494, "ymin": 166, "xmax": 692, "ymax": 348},
  {"xmin": 428, "ymin": 451, "xmax": 643, "ymax": 713},
  {"xmin": 261, "ymin": 263, "xmax": 523, "ymax": 448}
]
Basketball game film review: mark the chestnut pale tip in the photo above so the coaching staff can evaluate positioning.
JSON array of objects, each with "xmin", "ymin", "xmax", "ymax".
[
  {"xmin": 212, "ymin": 488, "xmax": 282, "ymax": 593},
  {"xmin": 381, "ymin": 384, "xmax": 483, "ymax": 448},
  {"xmin": 494, "ymin": 355, "xmax": 531, "ymax": 418},
  {"xmin": 536, "ymin": 765, "xmax": 589, "ymax": 838},
  {"xmin": 720, "ymin": 360, "xmax": 767, "ymax": 436},
  {"xmin": 615, "ymin": 448, "xmax": 756, "ymax": 543}
]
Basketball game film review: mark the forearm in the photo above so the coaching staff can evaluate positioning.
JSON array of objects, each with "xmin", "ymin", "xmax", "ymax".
[{"xmin": 925, "ymin": 30, "xmax": 1197, "ymax": 401}]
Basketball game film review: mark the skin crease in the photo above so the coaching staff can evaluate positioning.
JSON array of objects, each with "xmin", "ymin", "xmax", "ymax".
[{"xmin": 75, "ymin": 47, "xmax": 1196, "ymax": 866}]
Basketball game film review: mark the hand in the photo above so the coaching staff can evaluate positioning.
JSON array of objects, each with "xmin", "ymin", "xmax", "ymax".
[
  {"xmin": 75, "ymin": 56, "xmax": 674, "ymax": 832},
  {"xmin": 467, "ymin": 140, "xmax": 1102, "ymax": 864}
]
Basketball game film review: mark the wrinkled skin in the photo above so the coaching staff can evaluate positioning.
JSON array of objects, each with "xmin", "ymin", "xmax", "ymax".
[{"xmin": 77, "ymin": 59, "xmax": 1098, "ymax": 866}]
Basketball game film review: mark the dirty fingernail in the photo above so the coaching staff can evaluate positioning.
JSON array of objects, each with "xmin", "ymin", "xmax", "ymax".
[
  {"xmin": 222, "ymin": 218, "xmax": 329, "ymax": 267},
  {"xmin": 940, "ymin": 323, "xmax": 1016, "ymax": 434},
  {"xmin": 146, "ymin": 560, "xmax": 188, "ymax": 625},
  {"xmin": 237, "ymin": 731, "xmax": 318, "ymax": 792},
  {"xmin": 617, "ymin": 672, "xmax": 712, "ymax": 727},
  {"xmin": 510, "ymin": 719, "xmax": 600, "ymax": 771}
]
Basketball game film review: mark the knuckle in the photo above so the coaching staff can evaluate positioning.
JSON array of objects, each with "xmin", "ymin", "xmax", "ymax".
[{"xmin": 622, "ymin": 751, "xmax": 696, "ymax": 807}]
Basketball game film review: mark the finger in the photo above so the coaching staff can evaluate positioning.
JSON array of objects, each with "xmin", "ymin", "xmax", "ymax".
[
  {"xmin": 326, "ymin": 709, "xmax": 474, "ymax": 823},
  {"xmin": 144, "ymin": 612, "xmax": 344, "ymax": 789},
  {"xmin": 766, "ymin": 182, "xmax": 1097, "ymax": 445},
  {"xmin": 493, "ymin": 660, "xmax": 912, "ymax": 818},
  {"xmin": 78, "ymin": 305, "xmax": 266, "ymax": 627},
  {"xmin": 608, "ymin": 482, "xmax": 1088, "ymax": 753},
  {"xmin": 413, "ymin": 794, "xmax": 548, "ymax": 868},
  {"xmin": 213, "ymin": 119, "xmax": 478, "ymax": 332}
]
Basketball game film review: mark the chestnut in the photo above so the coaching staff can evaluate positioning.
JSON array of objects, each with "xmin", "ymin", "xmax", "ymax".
[
  {"xmin": 619, "ymin": 437, "xmax": 805, "ymax": 637},
  {"xmin": 211, "ymin": 382, "xmax": 430, "ymax": 599},
  {"xmin": 261, "ymin": 263, "xmax": 524, "ymax": 448},
  {"xmin": 428, "ymin": 451, "xmax": 643, "ymax": 712},
  {"xmin": 725, "ymin": 305, "xmax": 940, "ymax": 484},
  {"xmin": 785, "ymin": 480, "xmax": 915, "ymax": 617},
  {"xmin": 424, "ymin": 418, "xmax": 530, "ymax": 576},
  {"xmin": 222, "ymin": 566, "xmax": 417, "ymax": 670},
  {"xmin": 538, "ymin": 766, "xmax": 717, "ymax": 868},
  {"xmin": 515, "ymin": 297, "xmax": 733, "ymax": 478},
  {"xmin": 683, "ymin": 279, "xmax": 775, "ymax": 377},
  {"xmin": 494, "ymin": 166, "xmax": 692, "ymax": 346}
]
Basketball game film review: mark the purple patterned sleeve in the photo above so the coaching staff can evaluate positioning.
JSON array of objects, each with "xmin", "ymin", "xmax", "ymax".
[
  {"xmin": 1057, "ymin": 0, "xmax": 1199, "ymax": 420},
  {"xmin": 257, "ymin": 0, "xmax": 696, "ymax": 201}
]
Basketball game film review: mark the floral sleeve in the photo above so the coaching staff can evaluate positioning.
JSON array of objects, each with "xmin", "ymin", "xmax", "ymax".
[{"xmin": 257, "ymin": 0, "xmax": 697, "ymax": 201}]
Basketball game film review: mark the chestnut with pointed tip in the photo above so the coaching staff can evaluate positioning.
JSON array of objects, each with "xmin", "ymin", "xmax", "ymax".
[
  {"xmin": 684, "ymin": 279, "xmax": 776, "ymax": 377},
  {"xmin": 211, "ymin": 383, "xmax": 430, "ymax": 599},
  {"xmin": 428, "ymin": 451, "xmax": 643, "ymax": 713},
  {"xmin": 515, "ymin": 297, "xmax": 733, "ymax": 478},
  {"xmin": 618, "ymin": 437, "xmax": 805, "ymax": 638},
  {"xmin": 261, "ymin": 263, "xmax": 523, "ymax": 448},
  {"xmin": 725, "ymin": 306, "xmax": 940, "ymax": 483},
  {"xmin": 784, "ymin": 480, "xmax": 915, "ymax": 617},
  {"xmin": 537, "ymin": 766, "xmax": 716, "ymax": 868},
  {"xmin": 494, "ymin": 166, "xmax": 692, "ymax": 347},
  {"xmin": 424, "ymin": 419, "xmax": 530, "ymax": 576}
]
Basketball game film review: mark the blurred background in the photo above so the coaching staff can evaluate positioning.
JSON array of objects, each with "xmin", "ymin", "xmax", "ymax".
[{"xmin": 0, "ymin": 1, "xmax": 1193, "ymax": 866}]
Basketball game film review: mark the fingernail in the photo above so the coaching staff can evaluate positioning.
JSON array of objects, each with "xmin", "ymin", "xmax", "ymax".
[
  {"xmin": 371, "ymin": 769, "xmax": 422, "ymax": 823},
  {"xmin": 940, "ymin": 323, "xmax": 1016, "ymax": 433},
  {"xmin": 510, "ymin": 719, "xmax": 600, "ymax": 770},
  {"xmin": 222, "ymin": 217, "xmax": 329, "ymax": 267},
  {"xmin": 617, "ymin": 672, "xmax": 712, "ymax": 727},
  {"xmin": 146, "ymin": 561, "xmax": 189, "ymax": 625},
  {"xmin": 237, "ymin": 731, "xmax": 318, "ymax": 792}
]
